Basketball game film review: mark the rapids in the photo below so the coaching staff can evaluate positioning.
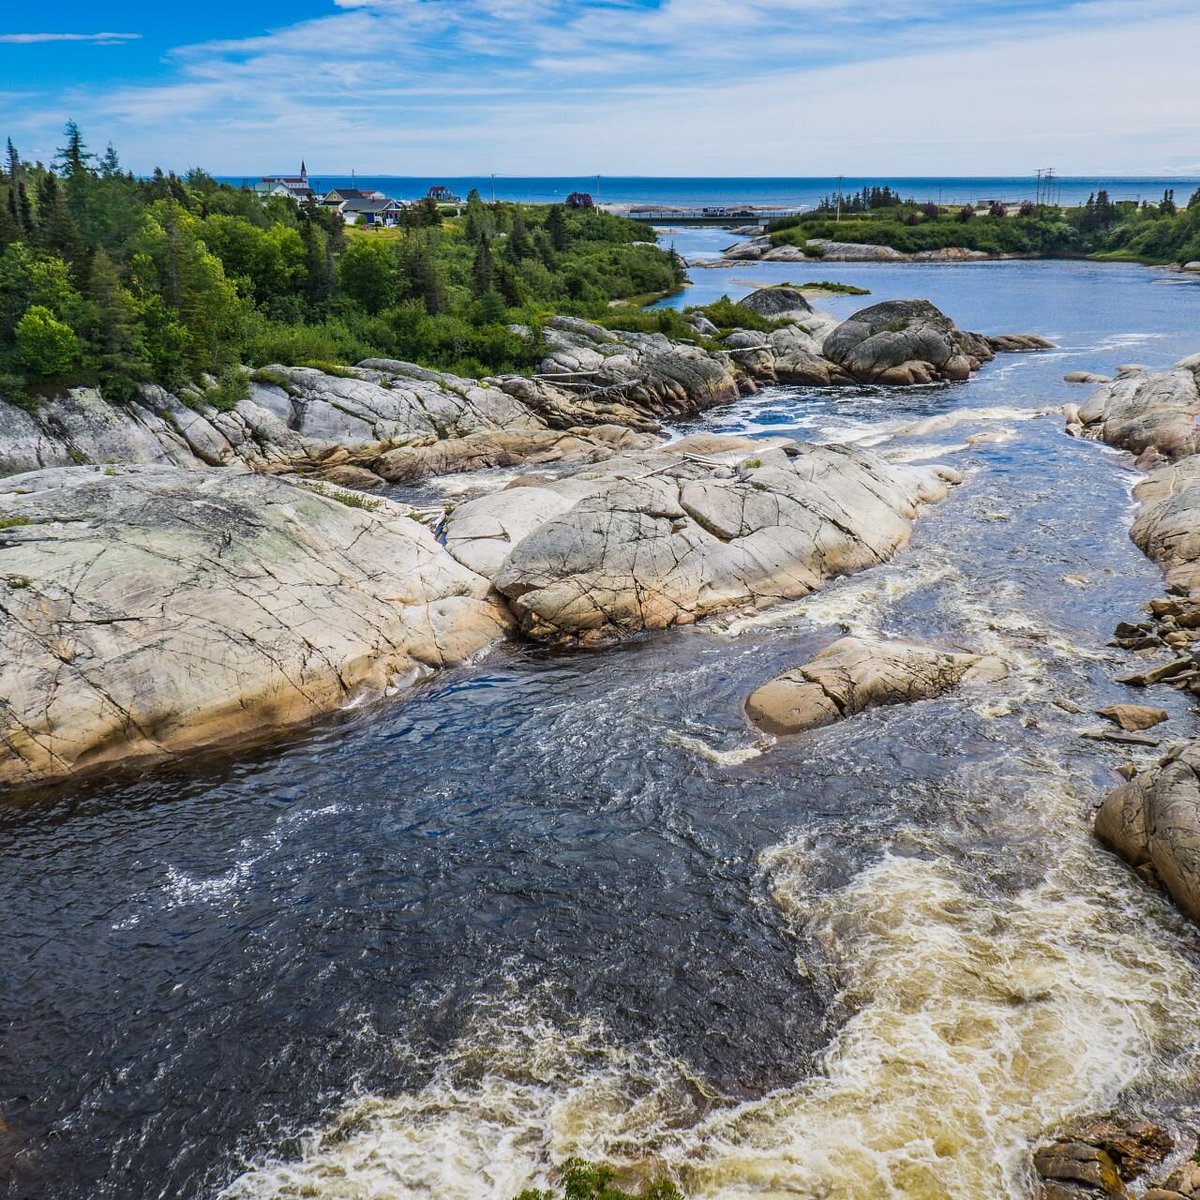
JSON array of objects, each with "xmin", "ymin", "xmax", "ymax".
[{"xmin": 5, "ymin": 257, "xmax": 1200, "ymax": 1200}]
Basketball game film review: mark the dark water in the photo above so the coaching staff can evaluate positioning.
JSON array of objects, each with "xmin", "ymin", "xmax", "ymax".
[
  {"xmin": 5, "ymin": 259, "xmax": 1200, "ymax": 1200},
  {"xmin": 218, "ymin": 175, "xmax": 1199, "ymax": 209}
]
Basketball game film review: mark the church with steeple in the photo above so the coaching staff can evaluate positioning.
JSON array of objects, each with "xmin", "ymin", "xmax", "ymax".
[{"xmin": 252, "ymin": 162, "xmax": 314, "ymax": 202}]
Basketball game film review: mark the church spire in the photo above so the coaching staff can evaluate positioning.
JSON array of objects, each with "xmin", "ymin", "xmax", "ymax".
[{"xmin": 300, "ymin": 160, "xmax": 307, "ymax": 181}]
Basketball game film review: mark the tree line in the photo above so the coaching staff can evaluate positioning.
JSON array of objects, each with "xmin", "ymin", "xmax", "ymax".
[{"xmin": 0, "ymin": 125, "xmax": 685, "ymax": 408}]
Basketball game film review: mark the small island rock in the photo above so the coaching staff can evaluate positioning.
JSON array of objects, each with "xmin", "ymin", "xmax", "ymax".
[{"xmin": 745, "ymin": 636, "xmax": 1007, "ymax": 735}]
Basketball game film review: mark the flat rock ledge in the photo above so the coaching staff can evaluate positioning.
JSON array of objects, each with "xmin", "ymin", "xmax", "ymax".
[
  {"xmin": 723, "ymin": 236, "xmax": 999, "ymax": 264},
  {"xmin": 444, "ymin": 437, "xmax": 959, "ymax": 643},
  {"xmin": 0, "ymin": 466, "xmax": 510, "ymax": 788},
  {"xmin": 1096, "ymin": 740, "xmax": 1200, "ymax": 925},
  {"xmin": 744, "ymin": 636, "xmax": 1007, "ymax": 735}
]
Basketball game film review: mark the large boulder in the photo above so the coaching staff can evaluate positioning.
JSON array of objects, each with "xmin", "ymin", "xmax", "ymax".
[
  {"xmin": 745, "ymin": 636, "xmax": 1007, "ymax": 735},
  {"xmin": 1033, "ymin": 1120, "xmax": 1173, "ymax": 1200},
  {"xmin": 1096, "ymin": 740, "xmax": 1200, "ymax": 924},
  {"xmin": 1072, "ymin": 360, "xmax": 1200, "ymax": 461},
  {"xmin": 823, "ymin": 299, "xmax": 996, "ymax": 385},
  {"xmin": 444, "ymin": 439, "xmax": 957, "ymax": 642},
  {"xmin": 737, "ymin": 285, "xmax": 814, "ymax": 319},
  {"xmin": 0, "ymin": 466, "xmax": 510, "ymax": 788},
  {"xmin": 535, "ymin": 316, "xmax": 744, "ymax": 419}
]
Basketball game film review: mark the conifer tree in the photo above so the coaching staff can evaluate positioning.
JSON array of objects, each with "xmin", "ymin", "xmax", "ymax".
[
  {"xmin": 505, "ymin": 209, "xmax": 532, "ymax": 262},
  {"xmin": 83, "ymin": 246, "xmax": 147, "ymax": 396},
  {"xmin": 471, "ymin": 230, "xmax": 494, "ymax": 295},
  {"xmin": 546, "ymin": 205, "xmax": 568, "ymax": 253},
  {"xmin": 35, "ymin": 173, "xmax": 86, "ymax": 267}
]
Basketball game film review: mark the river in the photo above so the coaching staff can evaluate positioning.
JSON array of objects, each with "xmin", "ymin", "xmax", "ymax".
[{"xmin": 4, "ymin": 254, "xmax": 1200, "ymax": 1200}]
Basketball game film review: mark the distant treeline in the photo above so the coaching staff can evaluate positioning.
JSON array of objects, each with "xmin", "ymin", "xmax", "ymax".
[
  {"xmin": 0, "ymin": 124, "xmax": 685, "ymax": 408},
  {"xmin": 766, "ymin": 185, "xmax": 1200, "ymax": 260}
]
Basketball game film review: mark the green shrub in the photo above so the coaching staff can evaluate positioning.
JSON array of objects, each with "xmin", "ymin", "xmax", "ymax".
[
  {"xmin": 202, "ymin": 367, "xmax": 250, "ymax": 413},
  {"xmin": 695, "ymin": 296, "xmax": 784, "ymax": 334},
  {"xmin": 248, "ymin": 366, "xmax": 293, "ymax": 389},
  {"xmin": 298, "ymin": 360, "xmax": 358, "ymax": 378},
  {"xmin": 15, "ymin": 306, "xmax": 80, "ymax": 378},
  {"xmin": 303, "ymin": 482, "xmax": 381, "ymax": 511},
  {"xmin": 0, "ymin": 515, "xmax": 32, "ymax": 530},
  {"xmin": 594, "ymin": 307, "xmax": 699, "ymax": 341},
  {"xmin": 797, "ymin": 280, "xmax": 870, "ymax": 295},
  {"xmin": 516, "ymin": 1159, "xmax": 682, "ymax": 1200}
]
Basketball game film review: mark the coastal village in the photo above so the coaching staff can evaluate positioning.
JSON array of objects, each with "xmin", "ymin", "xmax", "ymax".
[{"xmin": 251, "ymin": 163, "xmax": 459, "ymax": 226}]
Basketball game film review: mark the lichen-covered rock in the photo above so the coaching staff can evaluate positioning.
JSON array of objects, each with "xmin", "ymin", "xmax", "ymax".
[
  {"xmin": 0, "ymin": 466, "xmax": 510, "ymax": 788},
  {"xmin": 1096, "ymin": 740, "xmax": 1200, "ymax": 924},
  {"xmin": 445, "ymin": 439, "xmax": 957, "ymax": 642},
  {"xmin": 1073, "ymin": 360, "xmax": 1200, "ymax": 460},
  {"xmin": 823, "ymin": 299, "xmax": 996, "ymax": 385},
  {"xmin": 745, "ymin": 636, "xmax": 1007, "ymax": 735},
  {"xmin": 535, "ymin": 316, "xmax": 744, "ymax": 419},
  {"xmin": 737, "ymin": 285, "xmax": 814, "ymax": 319}
]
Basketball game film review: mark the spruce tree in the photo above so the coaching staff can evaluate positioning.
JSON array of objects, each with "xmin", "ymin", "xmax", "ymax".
[
  {"xmin": 35, "ymin": 173, "xmax": 86, "ymax": 267},
  {"xmin": 83, "ymin": 246, "xmax": 147, "ymax": 396},
  {"xmin": 471, "ymin": 231, "xmax": 494, "ymax": 296},
  {"xmin": 546, "ymin": 205, "xmax": 568, "ymax": 253},
  {"xmin": 16, "ymin": 180, "xmax": 33, "ymax": 237},
  {"xmin": 505, "ymin": 210, "xmax": 532, "ymax": 262}
]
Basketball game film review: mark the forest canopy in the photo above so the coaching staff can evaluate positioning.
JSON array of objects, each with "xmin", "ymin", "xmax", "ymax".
[{"xmin": 0, "ymin": 124, "xmax": 686, "ymax": 406}]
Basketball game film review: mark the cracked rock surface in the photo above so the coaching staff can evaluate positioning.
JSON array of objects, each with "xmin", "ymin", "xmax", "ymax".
[
  {"xmin": 0, "ymin": 303, "xmax": 1048, "ymax": 485},
  {"xmin": 444, "ymin": 437, "xmax": 958, "ymax": 642},
  {"xmin": 0, "ymin": 466, "xmax": 509, "ymax": 788},
  {"xmin": 823, "ymin": 298, "xmax": 999, "ymax": 385},
  {"xmin": 1096, "ymin": 741, "xmax": 1200, "ymax": 925},
  {"xmin": 1069, "ymin": 357, "xmax": 1200, "ymax": 463},
  {"xmin": 745, "ymin": 636, "xmax": 1008, "ymax": 735}
]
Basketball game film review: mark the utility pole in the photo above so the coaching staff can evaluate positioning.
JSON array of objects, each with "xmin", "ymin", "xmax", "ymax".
[
  {"xmin": 595, "ymin": 174, "xmax": 601, "ymax": 205},
  {"xmin": 490, "ymin": 173, "xmax": 496, "ymax": 204}
]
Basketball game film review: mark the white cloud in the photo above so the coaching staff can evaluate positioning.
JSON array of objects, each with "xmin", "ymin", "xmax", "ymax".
[
  {"xmin": 0, "ymin": 32, "xmax": 140, "ymax": 45},
  {"xmin": 6, "ymin": 0, "xmax": 1200, "ymax": 175}
]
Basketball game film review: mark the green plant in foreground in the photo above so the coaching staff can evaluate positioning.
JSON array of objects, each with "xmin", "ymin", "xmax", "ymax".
[
  {"xmin": 516, "ymin": 1158, "xmax": 683, "ymax": 1200},
  {"xmin": 304, "ymin": 482, "xmax": 381, "ymax": 512},
  {"xmin": 0, "ymin": 515, "xmax": 32, "ymax": 530}
]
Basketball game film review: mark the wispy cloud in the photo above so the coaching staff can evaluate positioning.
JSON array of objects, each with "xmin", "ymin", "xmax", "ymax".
[
  {"xmin": 4, "ymin": 1, "xmax": 1200, "ymax": 174},
  {"xmin": 0, "ymin": 32, "xmax": 141, "ymax": 45}
]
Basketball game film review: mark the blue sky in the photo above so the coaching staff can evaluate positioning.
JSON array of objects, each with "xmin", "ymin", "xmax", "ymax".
[{"xmin": 3, "ymin": 0, "xmax": 1200, "ymax": 175}]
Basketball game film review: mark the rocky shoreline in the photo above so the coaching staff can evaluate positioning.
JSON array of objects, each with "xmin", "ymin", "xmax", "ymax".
[
  {"xmin": 1061, "ymin": 357, "xmax": 1200, "ymax": 937},
  {"xmin": 701, "ymin": 234, "xmax": 1021, "ymax": 267},
  {"xmin": 0, "ymin": 293, "xmax": 1048, "ymax": 788}
]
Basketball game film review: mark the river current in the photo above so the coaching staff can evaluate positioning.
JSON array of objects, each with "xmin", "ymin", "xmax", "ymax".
[{"xmin": 5, "ymin": 256, "xmax": 1200, "ymax": 1200}]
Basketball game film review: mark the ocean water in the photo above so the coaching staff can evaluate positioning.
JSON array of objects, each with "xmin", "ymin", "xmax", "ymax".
[{"xmin": 218, "ymin": 175, "xmax": 1200, "ymax": 210}]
